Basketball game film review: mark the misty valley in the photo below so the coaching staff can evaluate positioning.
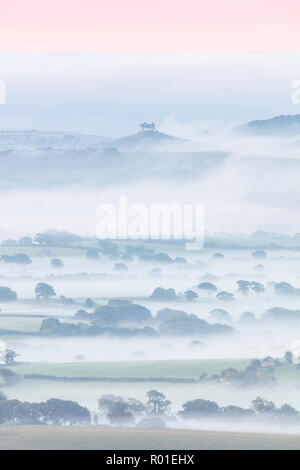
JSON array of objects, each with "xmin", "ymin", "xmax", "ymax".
[
  {"xmin": 2, "ymin": 0, "xmax": 300, "ymax": 452},
  {"xmin": 2, "ymin": 231, "xmax": 300, "ymax": 436}
]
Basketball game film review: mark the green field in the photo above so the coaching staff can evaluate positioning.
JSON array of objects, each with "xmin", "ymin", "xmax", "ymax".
[
  {"xmin": 6, "ymin": 359, "xmax": 300, "ymax": 414},
  {"xmin": 12, "ymin": 358, "xmax": 250, "ymax": 379}
]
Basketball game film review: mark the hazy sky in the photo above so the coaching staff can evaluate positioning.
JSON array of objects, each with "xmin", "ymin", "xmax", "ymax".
[
  {"xmin": 0, "ymin": 1, "xmax": 300, "ymax": 135},
  {"xmin": 0, "ymin": 51, "xmax": 300, "ymax": 136},
  {"xmin": 1, "ymin": 0, "xmax": 300, "ymax": 53}
]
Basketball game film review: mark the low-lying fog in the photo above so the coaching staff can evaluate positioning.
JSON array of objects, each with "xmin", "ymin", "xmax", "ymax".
[{"xmin": 1, "ymin": 125, "xmax": 300, "ymax": 433}]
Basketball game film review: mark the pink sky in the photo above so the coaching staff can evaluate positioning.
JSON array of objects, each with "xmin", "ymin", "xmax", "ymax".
[{"xmin": 0, "ymin": 0, "xmax": 300, "ymax": 53}]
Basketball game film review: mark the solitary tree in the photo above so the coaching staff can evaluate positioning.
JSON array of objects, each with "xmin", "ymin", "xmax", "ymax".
[
  {"xmin": 197, "ymin": 282, "xmax": 218, "ymax": 294},
  {"xmin": 146, "ymin": 390, "xmax": 171, "ymax": 416},
  {"xmin": 35, "ymin": 282, "xmax": 56, "ymax": 300},
  {"xmin": 216, "ymin": 291, "xmax": 234, "ymax": 301},
  {"xmin": 51, "ymin": 258, "xmax": 64, "ymax": 268},
  {"xmin": 3, "ymin": 349, "xmax": 19, "ymax": 364},
  {"xmin": 184, "ymin": 290, "xmax": 198, "ymax": 301}
]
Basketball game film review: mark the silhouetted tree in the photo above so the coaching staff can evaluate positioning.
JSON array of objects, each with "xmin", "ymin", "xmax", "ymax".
[
  {"xmin": 197, "ymin": 282, "xmax": 217, "ymax": 294},
  {"xmin": 51, "ymin": 258, "xmax": 64, "ymax": 268},
  {"xmin": 179, "ymin": 399, "xmax": 219, "ymax": 419},
  {"xmin": 0, "ymin": 286, "xmax": 17, "ymax": 301},
  {"xmin": 107, "ymin": 402, "xmax": 134, "ymax": 426},
  {"xmin": 35, "ymin": 282, "xmax": 56, "ymax": 300},
  {"xmin": 146, "ymin": 390, "xmax": 171, "ymax": 416},
  {"xmin": 184, "ymin": 290, "xmax": 198, "ymax": 301}
]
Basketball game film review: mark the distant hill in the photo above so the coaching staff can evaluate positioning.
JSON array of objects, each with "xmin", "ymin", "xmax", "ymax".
[
  {"xmin": 0, "ymin": 130, "xmax": 111, "ymax": 150},
  {"xmin": 113, "ymin": 130, "xmax": 187, "ymax": 151},
  {"xmin": 0, "ymin": 128, "xmax": 185, "ymax": 152},
  {"xmin": 236, "ymin": 114, "xmax": 300, "ymax": 136}
]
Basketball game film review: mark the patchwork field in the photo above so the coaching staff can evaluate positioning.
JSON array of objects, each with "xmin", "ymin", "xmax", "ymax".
[
  {"xmin": 3, "ymin": 358, "xmax": 300, "ymax": 415},
  {"xmin": 11, "ymin": 358, "xmax": 250, "ymax": 379}
]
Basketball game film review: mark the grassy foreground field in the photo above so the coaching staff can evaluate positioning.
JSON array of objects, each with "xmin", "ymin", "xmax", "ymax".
[{"xmin": 1, "ymin": 425, "xmax": 300, "ymax": 450}]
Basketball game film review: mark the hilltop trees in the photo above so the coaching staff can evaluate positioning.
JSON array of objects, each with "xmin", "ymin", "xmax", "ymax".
[
  {"xmin": 216, "ymin": 291, "xmax": 234, "ymax": 301},
  {"xmin": 184, "ymin": 290, "xmax": 198, "ymax": 301}
]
